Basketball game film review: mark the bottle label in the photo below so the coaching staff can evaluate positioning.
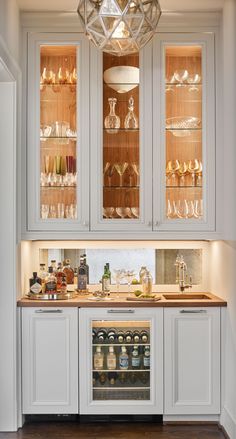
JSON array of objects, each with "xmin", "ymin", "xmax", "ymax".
[
  {"xmin": 132, "ymin": 357, "xmax": 141, "ymax": 368},
  {"xmin": 107, "ymin": 357, "xmax": 116, "ymax": 370},
  {"xmin": 102, "ymin": 278, "xmax": 110, "ymax": 292},
  {"xmin": 94, "ymin": 356, "xmax": 103, "ymax": 370},
  {"xmin": 144, "ymin": 355, "xmax": 150, "ymax": 368},
  {"xmin": 30, "ymin": 282, "xmax": 42, "ymax": 294},
  {"xmin": 45, "ymin": 281, "xmax": 56, "ymax": 292},
  {"xmin": 78, "ymin": 275, "xmax": 87, "ymax": 290},
  {"xmin": 119, "ymin": 355, "xmax": 129, "ymax": 369}
]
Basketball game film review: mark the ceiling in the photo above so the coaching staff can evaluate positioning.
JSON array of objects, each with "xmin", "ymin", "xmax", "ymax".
[{"xmin": 17, "ymin": 0, "xmax": 224, "ymax": 12}]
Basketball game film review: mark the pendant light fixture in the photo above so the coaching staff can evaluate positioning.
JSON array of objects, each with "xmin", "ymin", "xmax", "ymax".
[{"xmin": 77, "ymin": 0, "xmax": 161, "ymax": 56}]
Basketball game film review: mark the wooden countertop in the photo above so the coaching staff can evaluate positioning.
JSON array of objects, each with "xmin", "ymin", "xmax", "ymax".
[{"xmin": 17, "ymin": 292, "xmax": 227, "ymax": 307}]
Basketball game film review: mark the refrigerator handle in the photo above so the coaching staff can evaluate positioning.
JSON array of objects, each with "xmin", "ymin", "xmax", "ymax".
[
  {"xmin": 107, "ymin": 309, "xmax": 135, "ymax": 314},
  {"xmin": 180, "ymin": 310, "xmax": 207, "ymax": 314},
  {"xmin": 35, "ymin": 309, "xmax": 63, "ymax": 313}
]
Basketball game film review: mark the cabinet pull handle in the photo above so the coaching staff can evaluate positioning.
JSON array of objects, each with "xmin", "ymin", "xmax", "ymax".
[
  {"xmin": 180, "ymin": 310, "xmax": 207, "ymax": 314},
  {"xmin": 107, "ymin": 309, "xmax": 135, "ymax": 314},
  {"xmin": 35, "ymin": 309, "xmax": 63, "ymax": 314}
]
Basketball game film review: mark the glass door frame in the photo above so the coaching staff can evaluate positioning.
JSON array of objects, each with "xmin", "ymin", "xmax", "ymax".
[
  {"xmin": 79, "ymin": 307, "xmax": 163, "ymax": 415},
  {"xmin": 27, "ymin": 33, "xmax": 90, "ymax": 231},
  {"xmin": 90, "ymin": 45, "xmax": 153, "ymax": 231},
  {"xmin": 153, "ymin": 33, "xmax": 215, "ymax": 232}
]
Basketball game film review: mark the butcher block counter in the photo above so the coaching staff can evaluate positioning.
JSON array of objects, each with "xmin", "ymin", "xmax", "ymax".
[{"xmin": 17, "ymin": 292, "xmax": 227, "ymax": 307}]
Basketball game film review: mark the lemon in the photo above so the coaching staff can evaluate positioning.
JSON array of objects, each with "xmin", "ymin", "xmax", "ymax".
[
  {"xmin": 132, "ymin": 278, "xmax": 139, "ymax": 285},
  {"xmin": 134, "ymin": 290, "xmax": 142, "ymax": 297}
]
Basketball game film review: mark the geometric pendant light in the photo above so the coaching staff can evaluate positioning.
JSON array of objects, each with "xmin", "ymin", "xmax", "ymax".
[{"xmin": 77, "ymin": 0, "xmax": 161, "ymax": 56}]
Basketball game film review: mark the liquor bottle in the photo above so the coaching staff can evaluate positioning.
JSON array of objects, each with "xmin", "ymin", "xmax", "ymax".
[
  {"xmin": 107, "ymin": 328, "xmax": 116, "ymax": 343},
  {"xmin": 60, "ymin": 275, "xmax": 67, "ymax": 294},
  {"xmin": 77, "ymin": 259, "xmax": 87, "ymax": 292},
  {"xmin": 105, "ymin": 263, "xmax": 111, "ymax": 283},
  {"xmin": 139, "ymin": 266, "xmax": 148, "ymax": 284},
  {"xmin": 39, "ymin": 264, "xmax": 48, "ymax": 293},
  {"xmin": 131, "ymin": 345, "xmax": 141, "ymax": 369},
  {"xmin": 118, "ymin": 372, "xmax": 127, "ymax": 384},
  {"xmin": 125, "ymin": 330, "xmax": 133, "ymax": 343},
  {"xmin": 50, "ymin": 260, "xmax": 57, "ymax": 273},
  {"xmin": 102, "ymin": 265, "xmax": 110, "ymax": 293},
  {"xmin": 107, "ymin": 346, "xmax": 117, "ymax": 370},
  {"xmin": 99, "ymin": 372, "xmax": 107, "ymax": 385},
  {"xmin": 129, "ymin": 372, "xmax": 137, "ymax": 384},
  {"xmin": 83, "ymin": 254, "xmax": 90, "ymax": 284},
  {"xmin": 133, "ymin": 330, "xmax": 140, "ymax": 343},
  {"xmin": 108, "ymin": 372, "xmax": 117, "ymax": 385},
  {"xmin": 29, "ymin": 272, "xmax": 42, "ymax": 294},
  {"xmin": 73, "ymin": 267, "xmax": 78, "ymax": 288},
  {"xmin": 45, "ymin": 267, "xmax": 57, "ymax": 293},
  {"xmin": 140, "ymin": 371, "xmax": 149, "ymax": 384},
  {"xmin": 117, "ymin": 330, "xmax": 125, "ymax": 343},
  {"xmin": 96, "ymin": 329, "xmax": 107, "ymax": 343},
  {"xmin": 62, "ymin": 259, "xmax": 74, "ymax": 284},
  {"xmin": 119, "ymin": 346, "xmax": 129, "ymax": 370},
  {"xmin": 93, "ymin": 371, "xmax": 99, "ymax": 386},
  {"xmin": 143, "ymin": 346, "xmax": 150, "ymax": 369},
  {"xmin": 56, "ymin": 262, "xmax": 64, "ymax": 291},
  {"xmin": 140, "ymin": 330, "xmax": 149, "ymax": 343},
  {"xmin": 93, "ymin": 346, "xmax": 104, "ymax": 370}
]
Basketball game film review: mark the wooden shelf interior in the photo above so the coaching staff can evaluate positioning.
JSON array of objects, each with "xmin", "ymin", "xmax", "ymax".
[
  {"xmin": 40, "ymin": 45, "xmax": 77, "ymax": 215},
  {"xmin": 165, "ymin": 45, "xmax": 203, "ymax": 217},
  {"xmin": 103, "ymin": 53, "xmax": 140, "ymax": 215}
]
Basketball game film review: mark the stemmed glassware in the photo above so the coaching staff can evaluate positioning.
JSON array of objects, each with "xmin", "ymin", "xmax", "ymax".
[
  {"xmin": 116, "ymin": 207, "xmax": 131, "ymax": 218},
  {"xmin": 196, "ymin": 161, "xmax": 203, "ymax": 186},
  {"xmin": 166, "ymin": 199, "xmax": 203, "ymax": 219},
  {"xmin": 177, "ymin": 161, "xmax": 188, "ymax": 186},
  {"xmin": 187, "ymin": 73, "xmax": 201, "ymax": 92},
  {"xmin": 131, "ymin": 163, "xmax": 140, "ymax": 186},
  {"xmin": 174, "ymin": 69, "xmax": 189, "ymax": 86},
  {"xmin": 166, "ymin": 199, "xmax": 177, "ymax": 219},
  {"xmin": 107, "ymin": 165, "xmax": 115, "ymax": 187},
  {"xmin": 103, "ymin": 207, "xmax": 115, "ymax": 219},
  {"xmin": 166, "ymin": 160, "xmax": 180, "ymax": 186},
  {"xmin": 131, "ymin": 207, "xmax": 139, "ymax": 218},
  {"xmin": 124, "ymin": 270, "xmax": 136, "ymax": 295},
  {"xmin": 113, "ymin": 269, "xmax": 126, "ymax": 295},
  {"xmin": 114, "ymin": 162, "xmax": 128, "ymax": 187},
  {"xmin": 103, "ymin": 162, "xmax": 110, "ymax": 186},
  {"xmin": 188, "ymin": 159, "xmax": 200, "ymax": 186}
]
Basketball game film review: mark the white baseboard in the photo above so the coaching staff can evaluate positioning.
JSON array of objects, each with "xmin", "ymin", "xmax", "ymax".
[
  {"xmin": 220, "ymin": 406, "xmax": 236, "ymax": 439},
  {"xmin": 163, "ymin": 414, "xmax": 220, "ymax": 423}
]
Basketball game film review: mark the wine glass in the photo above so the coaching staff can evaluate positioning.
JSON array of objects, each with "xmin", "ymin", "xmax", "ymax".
[
  {"xmin": 196, "ymin": 161, "xmax": 203, "ymax": 186},
  {"xmin": 194, "ymin": 199, "xmax": 203, "ymax": 219},
  {"xmin": 116, "ymin": 207, "xmax": 131, "ymax": 218},
  {"xmin": 176, "ymin": 199, "xmax": 189, "ymax": 219},
  {"xmin": 107, "ymin": 165, "xmax": 115, "ymax": 187},
  {"xmin": 187, "ymin": 73, "xmax": 201, "ymax": 92},
  {"xmin": 103, "ymin": 207, "xmax": 115, "ymax": 219},
  {"xmin": 166, "ymin": 199, "xmax": 177, "ymax": 219},
  {"xmin": 178, "ymin": 161, "xmax": 188, "ymax": 186},
  {"xmin": 188, "ymin": 159, "xmax": 200, "ymax": 186},
  {"xmin": 131, "ymin": 207, "xmax": 139, "ymax": 218},
  {"xmin": 187, "ymin": 200, "xmax": 194, "ymax": 218},
  {"xmin": 166, "ymin": 160, "xmax": 180, "ymax": 186},
  {"xmin": 41, "ymin": 204, "xmax": 49, "ymax": 219},
  {"xmin": 114, "ymin": 162, "xmax": 128, "ymax": 187},
  {"xmin": 103, "ymin": 162, "xmax": 111, "ymax": 186},
  {"xmin": 174, "ymin": 69, "xmax": 189, "ymax": 86},
  {"xmin": 128, "ymin": 165, "xmax": 135, "ymax": 187},
  {"xmin": 131, "ymin": 163, "xmax": 140, "ymax": 186}
]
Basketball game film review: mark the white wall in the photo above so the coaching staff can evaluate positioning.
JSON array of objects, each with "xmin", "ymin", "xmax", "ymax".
[
  {"xmin": 210, "ymin": 241, "xmax": 236, "ymax": 438},
  {"xmin": 0, "ymin": 0, "xmax": 20, "ymax": 63}
]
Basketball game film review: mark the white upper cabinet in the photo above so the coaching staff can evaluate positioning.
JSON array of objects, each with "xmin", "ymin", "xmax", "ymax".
[
  {"xmin": 25, "ymin": 31, "xmax": 217, "ymax": 236},
  {"xmin": 27, "ymin": 33, "xmax": 90, "ymax": 231},
  {"xmin": 153, "ymin": 33, "xmax": 215, "ymax": 232}
]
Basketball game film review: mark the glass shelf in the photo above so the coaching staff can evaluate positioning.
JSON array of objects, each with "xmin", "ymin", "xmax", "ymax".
[
  {"xmin": 93, "ymin": 343, "xmax": 150, "ymax": 347},
  {"xmin": 40, "ymin": 136, "xmax": 77, "ymax": 140},
  {"xmin": 103, "ymin": 128, "xmax": 139, "ymax": 133},
  {"xmin": 103, "ymin": 186, "xmax": 139, "ymax": 189},
  {"xmin": 166, "ymin": 185, "xmax": 202, "ymax": 189},
  {"xmin": 92, "ymin": 369, "xmax": 150, "ymax": 373},
  {"xmin": 165, "ymin": 128, "xmax": 202, "ymax": 131},
  {"xmin": 165, "ymin": 83, "xmax": 202, "ymax": 86},
  {"xmin": 40, "ymin": 83, "xmax": 76, "ymax": 87},
  {"xmin": 40, "ymin": 185, "xmax": 77, "ymax": 188}
]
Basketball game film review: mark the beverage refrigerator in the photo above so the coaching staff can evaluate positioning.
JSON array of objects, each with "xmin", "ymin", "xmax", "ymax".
[{"xmin": 79, "ymin": 308, "xmax": 163, "ymax": 415}]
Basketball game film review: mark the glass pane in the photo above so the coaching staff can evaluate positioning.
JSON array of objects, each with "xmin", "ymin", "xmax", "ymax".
[
  {"xmin": 92, "ymin": 320, "xmax": 150, "ymax": 401},
  {"xmin": 103, "ymin": 53, "xmax": 140, "ymax": 220},
  {"xmin": 40, "ymin": 45, "xmax": 77, "ymax": 220},
  {"xmin": 165, "ymin": 46, "xmax": 203, "ymax": 220}
]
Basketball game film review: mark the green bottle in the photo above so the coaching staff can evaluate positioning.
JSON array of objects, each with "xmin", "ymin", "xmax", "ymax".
[{"xmin": 102, "ymin": 265, "xmax": 110, "ymax": 293}]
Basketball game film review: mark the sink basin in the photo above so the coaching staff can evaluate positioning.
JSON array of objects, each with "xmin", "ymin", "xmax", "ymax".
[{"xmin": 162, "ymin": 294, "xmax": 211, "ymax": 300}]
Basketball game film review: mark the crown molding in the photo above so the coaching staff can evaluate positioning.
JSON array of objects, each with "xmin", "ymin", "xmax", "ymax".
[{"xmin": 20, "ymin": 10, "xmax": 221, "ymax": 31}]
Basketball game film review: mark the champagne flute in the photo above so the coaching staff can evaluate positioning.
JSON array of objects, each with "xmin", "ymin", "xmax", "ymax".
[
  {"xmin": 114, "ymin": 162, "xmax": 128, "ymax": 187},
  {"xmin": 188, "ymin": 159, "xmax": 200, "ymax": 186},
  {"xmin": 187, "ymin": 200, "xmax": 194, "ymax": 218},
  {"xmin": 131, "ymin": 163, "xmax": 140, "ymax": 186},
  {"xmin": 107, "ymin": 164, "xmax": 115, "ymax": 187},
  {"xmin": 178, "ymin": 161, "xmax": 188, "ymax": 186}
]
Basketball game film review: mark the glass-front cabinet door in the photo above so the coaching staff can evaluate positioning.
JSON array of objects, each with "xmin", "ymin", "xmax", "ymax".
[
  {"xmin": 90, "ymin": 45, "xmax": 153, "ymax": 231},
  {"xmin": 79, "ymin": 308, "xmax": 163, "ymax": 414},
  {"xmin": 27, "ymin": 33, "xmax": 89, "ymax": 231},
  {"xmin": 153, "ymin": 33, "xmax": 215, "ymax": 232}
]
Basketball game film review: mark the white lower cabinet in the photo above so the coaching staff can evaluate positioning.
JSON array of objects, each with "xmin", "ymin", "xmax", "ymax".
[
  {"xmin": 79, "ymin": 307, "xmax": 163, "ymax": 415},
  {"xmin": 22, "ymin": 308, "xmax": 78, "ymax": 414},
  {"xmin": 164, "ymin": 307, "xmax": 220, "ymax": 415}
]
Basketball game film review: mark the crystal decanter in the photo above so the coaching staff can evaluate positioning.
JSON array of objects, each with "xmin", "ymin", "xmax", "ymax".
[
  {"xmin": 124, "ymin": 96, "xmax": 139, "ymax": 129},
  {"xmin": 104, "ymin": 97, "xmax": 120, "ymax": 133}
]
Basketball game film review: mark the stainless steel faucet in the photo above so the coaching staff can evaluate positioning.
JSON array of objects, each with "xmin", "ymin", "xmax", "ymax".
[{"xmin": 175, "ymin": 254, "xmax": 192, "ymax": 293}]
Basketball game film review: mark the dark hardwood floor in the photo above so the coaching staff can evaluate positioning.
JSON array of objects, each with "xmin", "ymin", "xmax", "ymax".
[{"xmin": 0, "ymin": 422, "xmax": 226, "ymax": 439}]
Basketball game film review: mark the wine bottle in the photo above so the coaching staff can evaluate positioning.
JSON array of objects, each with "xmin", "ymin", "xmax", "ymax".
[
  {"xmin": 117, "ymin": 330, "xmax": 125, "ymax": 343},
  {"xmin": 83, "ymin": 254, "xmax": 90, "ymax": 284},
  {"xmin": 92, "ymin": 329, "xmax": 97, "ymax": 343},
  {"xmin": 131, "ymin": 345, "xmax": 141, "ymax": 369},
  {"xmin": 93, "ymin": 346, "xmax": 104, "ymax": 370},
  {"xmin": 108, "ymin": 372, "xmax": 117, "ymax": 385},
  {"xmin": 140, "ymin": 330, "xmax": 149, "ymax": 343},
  {"xmin": 96, "ymin": 329, "xmax": 107, "ymax": 343},
  {"xmin": 62, "ymin": 259, "xmax": 74, "ymax": 284},
  {"xmin": 133, "ymin": 330, "xmax": 140, "ymax": 343},
  {"xmin": 107, "ymin": 328, "xmax": 116, "ymax": 342},
  {"xmin": 107, "ymin": 346, "xmax": 117, "ymax": 370},
  {"xmin": 125, "ymin": 330, "xmax": 133, "ymax": 343},
  {"xmin": 143, "ymin": 346, "xmax": 150, "ymax": 369},
  {"xmin": 45, "ymin": 267, "xmax": 57, "ymax": 293},
  {"xmin": 102, "ymin": 265, "xmax": 110, "ymax": 293},
  {"xmin": 77, "ymin": 259, "xmax": 87, "ymax": 291}
]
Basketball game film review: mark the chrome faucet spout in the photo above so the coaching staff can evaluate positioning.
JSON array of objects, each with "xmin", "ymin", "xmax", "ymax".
[{"xmin": 175, "ymin": 255, "xmax": 192, "ymax": 293}]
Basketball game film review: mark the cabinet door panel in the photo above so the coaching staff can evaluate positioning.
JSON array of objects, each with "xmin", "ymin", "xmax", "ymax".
[
  {"xmin": 22, "ymin": 308, "xmax": 78, "ymax": 414},
  {"xmin": 164, "ymin": 307, "xmax": 220, "ymax": 414}
]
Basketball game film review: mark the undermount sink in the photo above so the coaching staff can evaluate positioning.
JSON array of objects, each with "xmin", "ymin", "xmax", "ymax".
[{"xmin": 162, "ymin": 294, "xmax": 211, "ymax": 300}]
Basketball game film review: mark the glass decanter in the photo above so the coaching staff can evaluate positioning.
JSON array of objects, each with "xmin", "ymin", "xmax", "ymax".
[
  {"xmin": 124, "ymin": 96, "xmax": 139, "ymax": 129},
  {"xmin": 104, "ymin": 98, "xmax": 120, "ymax": 133}
]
